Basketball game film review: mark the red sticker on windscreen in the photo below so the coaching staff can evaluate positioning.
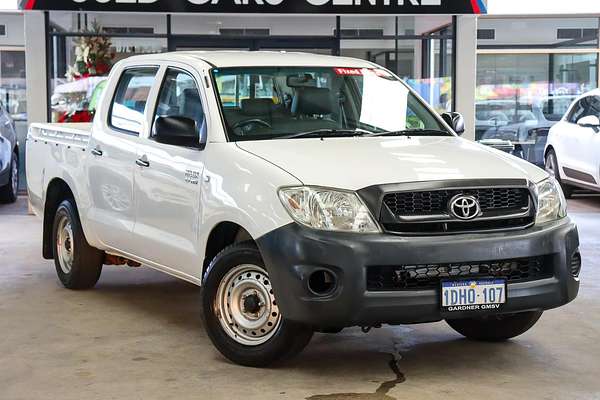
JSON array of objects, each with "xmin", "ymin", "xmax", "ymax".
[{"xmin": 334, "ymin": 68, "xmax": 364, "ymax": 76}]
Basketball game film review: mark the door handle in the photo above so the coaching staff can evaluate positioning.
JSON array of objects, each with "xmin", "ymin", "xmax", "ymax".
[
  {"xmin": 136, "ymin": 157, "xmax": 150, "ymax": 168},
  {"xmin": 91, "ymin": 148, "xmax": 103, "ymax": 157}
]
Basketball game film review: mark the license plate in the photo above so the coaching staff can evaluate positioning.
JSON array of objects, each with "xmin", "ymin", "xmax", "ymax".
[{"xmin": 441, "ymin": 279, "xmax": 506, "ymax": 312}]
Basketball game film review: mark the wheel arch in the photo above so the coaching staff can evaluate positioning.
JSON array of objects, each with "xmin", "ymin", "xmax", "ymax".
[
  {"xmin": 544, "ymin": 144, "xmax": 555, "ymax": 159},
  {"xmin": 202, "ymin": 221, "xmax": 254, "ymax": 279}
]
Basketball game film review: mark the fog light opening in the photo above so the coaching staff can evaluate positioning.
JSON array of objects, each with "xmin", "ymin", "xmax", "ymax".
[
  {"xmin": 308, "ymin": 270, "xmax": 337, "ymax": 296},
  {"xmin": 570, "ymin": 252, "xmax": 582, "ymax": 277}
]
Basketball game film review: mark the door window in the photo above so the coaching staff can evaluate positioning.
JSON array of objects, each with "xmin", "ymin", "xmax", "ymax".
[
  {"xmin": 587, "ymin": 96, "xmax": 600, "ymax": 119},
  {"xmin": 567, "ymin": 96, "xmax": 600, "ymax": 124},
  {"xmin": 110, "ymin": 68, "xmax": 158, "ymax": 134},
  {"xmin": 567, "ymin": 99, "xmax": 586, "ymax": 123},
  {"xmin": 153, "ymin": 68, "xmax": 206, "ymax": 142}
]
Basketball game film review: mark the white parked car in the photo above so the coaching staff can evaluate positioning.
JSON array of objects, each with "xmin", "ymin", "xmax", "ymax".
[
  {"xmin": 27, "ymin": 51, "xmax": 581, "ymax": 367},
  {"xmin": 545, "ymin": 89, "xmax": 600, "ymax": 197}
]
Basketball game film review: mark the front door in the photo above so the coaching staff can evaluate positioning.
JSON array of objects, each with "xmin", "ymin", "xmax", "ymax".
[
  {"xmin": 87, "ymin": 67, "xmax": 158, "ymax": 252},
  {"xmin": 578, "ymin": 96, "xmax": 600, "ymax": 186},
  {"xmin": 131, "ymin": 66, "xmax": 207, "ymax": 280},
  {"xmin": 561, "ymin": 95, "xmax": 600, "ymax": 187}
]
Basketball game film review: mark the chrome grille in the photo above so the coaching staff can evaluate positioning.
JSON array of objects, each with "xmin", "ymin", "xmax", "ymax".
[
  {"xmin": 383, "ymin": 188, "xmax": 529, "ymax": 216},
  {"xmin": 379, "ymin": 186, "xmax": 534, "ymax": 234}
]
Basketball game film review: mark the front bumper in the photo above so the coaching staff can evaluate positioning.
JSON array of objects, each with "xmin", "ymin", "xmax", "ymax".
[{"xmin": 256, "ymin": 218, "xmax": 580, "ymax": 328}]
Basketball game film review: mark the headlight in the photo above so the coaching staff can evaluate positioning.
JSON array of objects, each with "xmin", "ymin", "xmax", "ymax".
[
  {"xmin": 535, "ymin": 177, "xmax": 567, "ymax": 224},
  {"xmin": 278, "ymin": 187, "xmax": 380, "ymax": 233}
]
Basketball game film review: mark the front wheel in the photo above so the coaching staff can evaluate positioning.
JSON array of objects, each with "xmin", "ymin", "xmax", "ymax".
[
  {"xmin": 201, "ymin": 242, "xmax": 313, "ymax": 367},
  {"xmin": 0, "ymin": 152, "xmax": 18, "ymax": 203},
  {"xmin": 446, "ymin": 311, "xmax": 543, "ymax": 341},
  {"xmin": 545, "ymin": 150, "xmax": 574, "ymax": 198}
]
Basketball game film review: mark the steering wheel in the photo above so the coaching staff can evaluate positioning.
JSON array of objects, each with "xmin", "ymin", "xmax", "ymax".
[{"xmin": 232, "ymin": 119, "xmax": 272, "ymax": 134}]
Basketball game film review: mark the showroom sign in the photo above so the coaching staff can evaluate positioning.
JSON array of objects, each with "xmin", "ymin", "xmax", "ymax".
[{"xmin": 20, "ymin": 0, "xmax": 487, "ymax": 14}]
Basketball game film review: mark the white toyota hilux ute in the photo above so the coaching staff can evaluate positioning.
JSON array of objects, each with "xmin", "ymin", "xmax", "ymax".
[{"xmin": 27, "ymin": 51, "xmax": 581, "ymax": 367}]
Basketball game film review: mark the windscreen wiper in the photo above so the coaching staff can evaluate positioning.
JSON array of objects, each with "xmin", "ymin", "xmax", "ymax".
[
  {"xmin": 365, "ymin": 128, "xmax": 451, "ymax": 137},
  {"xmin": 282, "ymin": 128, "xmax": 374, "ymax": 139}
]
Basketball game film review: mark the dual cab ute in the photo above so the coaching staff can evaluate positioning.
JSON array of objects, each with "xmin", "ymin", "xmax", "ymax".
[{"xmin": 27, "ymin": 51, "xmax": 581, "ymax": 367}]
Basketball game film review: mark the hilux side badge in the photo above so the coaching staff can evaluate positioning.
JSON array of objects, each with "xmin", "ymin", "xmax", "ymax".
[{"xmin": 184, "ymin": 170, "xmax": 200, "ymax": 185}]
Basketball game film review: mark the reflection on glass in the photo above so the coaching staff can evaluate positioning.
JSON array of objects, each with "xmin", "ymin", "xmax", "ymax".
[
  {"xmin": 50, "ymin": 35, "xmax": 167, "ymax": 123},
  {"xmin": 0, "ymin": 50, "xmax": 27, "ymax": 121},
  {"xmin": 476, "ymin": 53, "xmax": 599, "ymax": 166}
]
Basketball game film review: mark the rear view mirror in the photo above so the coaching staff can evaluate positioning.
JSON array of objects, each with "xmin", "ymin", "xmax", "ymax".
[
  {"xmin": 577, "ymin": 115, "xmax": 600, "ymax": 128},
  {"xmin": 153, "ymin": 116, "xmax": 206, "ymax": 150},
  {"xmin": 286, "ymin": 74, "xmax": 316, "ymax": 88},
  {"xmin": 441, "ymin": 112, "xmax": 465, "ymax": 135}
]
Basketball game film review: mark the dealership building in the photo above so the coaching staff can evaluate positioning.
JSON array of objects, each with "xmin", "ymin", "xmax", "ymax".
[{"xmin": 0, "ymin": 0, "xmax": 599, "ymax": 188}]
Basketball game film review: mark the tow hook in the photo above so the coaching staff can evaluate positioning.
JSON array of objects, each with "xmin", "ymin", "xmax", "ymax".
[{"xmin": 104, "ymin": 253, "xmax": 142, "ymax": 267}]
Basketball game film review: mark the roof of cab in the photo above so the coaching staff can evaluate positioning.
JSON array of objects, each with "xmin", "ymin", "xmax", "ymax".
[{"xmin": 124, "ymin": 50, "xmax": 377, "ymax": 69}]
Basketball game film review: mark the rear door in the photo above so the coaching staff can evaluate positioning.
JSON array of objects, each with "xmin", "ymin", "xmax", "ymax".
[
  {"xmin": 131, "ymin": 65, "xmax": 208, "ymax": 279},
  {"xmin": 87, "ymin": 67, "xmax": 159, "ymax": 251}
]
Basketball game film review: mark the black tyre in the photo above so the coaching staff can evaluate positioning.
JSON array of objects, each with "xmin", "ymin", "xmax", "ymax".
[
  {"xmin": 0, "ymin": 152, "xmax": 18, "ymax": 203},
  {"xmin": 201, "ymin": 242, "xmax": 313, "ymax": 367},
  {"xmin": 52, "ymin": 199, "xmax": 104, "ymax": 289},
  {"xmin": 545, "ymin": 149, "xmax": 574, "ymax": 199},
  {"xmin": 446, "ymin": 311, "xmax": 543, "ymax": 342}
]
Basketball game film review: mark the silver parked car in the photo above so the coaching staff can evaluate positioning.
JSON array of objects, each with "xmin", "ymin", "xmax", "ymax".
[{"xmin": 0, "ymin": 101, "xmax": 19, "ymax": 203}]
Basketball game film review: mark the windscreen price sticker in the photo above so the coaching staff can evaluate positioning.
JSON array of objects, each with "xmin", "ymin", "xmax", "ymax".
[
  {"xmin": 334, "ymin": 68, "xmax": 394, "ymax": 79},
  {"xmin": 442, "ymin": 279, "xmax": 506, "ymax": 312}
]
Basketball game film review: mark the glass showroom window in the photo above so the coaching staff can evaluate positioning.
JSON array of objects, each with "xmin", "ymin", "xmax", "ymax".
[
  {"xmin": 48, "ymin": 12, "xmax": 167, "ymax": 123},
  {"xmin": 0, "ymin": 49, "xmax": 26, "ymax": 121},
  {"xmin": 476, "ymin": 17, "xmax": 600, "ymax": 166},
  {"xmin": 340, "ymin": 16, "xmax": 455, "ymax": 113}
]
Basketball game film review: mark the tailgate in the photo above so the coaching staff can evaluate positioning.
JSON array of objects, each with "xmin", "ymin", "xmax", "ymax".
[{"xmin": 28, "ymin": 123, "xmax": 92, "ymax": 148}]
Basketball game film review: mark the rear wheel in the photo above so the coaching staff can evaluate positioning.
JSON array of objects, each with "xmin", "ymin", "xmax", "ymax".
[
  {"xmin": 446, "ymin": 311, "xmax": 543, "ymax": 341},
  {"xmin": 201, "ymin": 242, "xmax": 313, "ymax": 367},
  {"xmin": 0, "ymin": 152, "xmax": 18, "ymax": 203},
  {"xmin": 52, "ymin": 199, "xmax": 104, "ymax": 289},
  {"xmin": 545, "ymin": 149, "xmax": 574, "ymax": 198}
]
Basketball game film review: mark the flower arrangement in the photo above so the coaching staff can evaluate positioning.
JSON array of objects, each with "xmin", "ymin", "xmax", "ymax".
[{"xmin": 66, "ymin": 21, "xmax": 115, "ymax": 81}]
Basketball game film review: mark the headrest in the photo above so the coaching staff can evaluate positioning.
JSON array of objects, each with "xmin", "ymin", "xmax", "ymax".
[
  {"xmin": 182, "ymin": 88, "xmax": 204, "ymax": 124},
  {"xmin": 287, "ymin": 74, "xmax": 316, "ymax": 88},
  {"xmin": 293, "ymin": 87, "xmax": 332, "ymax": 116},
  {"xmin": 241, "ymin": 98, "xmax": 274, "ymax": 116},
  {"xmin": 182, "ymin": 88, "xmax": 201, "ymax": 110}
]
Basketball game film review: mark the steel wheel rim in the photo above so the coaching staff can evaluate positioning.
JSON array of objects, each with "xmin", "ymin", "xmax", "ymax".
[
  {"xmin": 214, "ymin": 264, "xmax": 282, "ymax": 346},
  {"xmin": 10, "ymin": 158, "xmax": 18, "ymax": 197},
  {"xmin": 56, "ymin": 215, "xmax": 75, "ymax": 274}
]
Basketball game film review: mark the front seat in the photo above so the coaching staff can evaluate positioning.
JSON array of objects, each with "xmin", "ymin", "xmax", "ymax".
[
  {"xmin": 241, "ymin": 98, "xmax": 274, "ymax": 117},
  {"xmin": 291, "ymin": 87, "xmax": 332, "ymax": 117}
]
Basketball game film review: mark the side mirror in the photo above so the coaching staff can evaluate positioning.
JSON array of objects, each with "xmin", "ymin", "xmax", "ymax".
[
  {"xmin": 441, "ymin": 112, "xmax": 465, "ymax": 136},
  {"xmin": 577, "ymin": 115, "xmax": 600, "ymax": 128},
  {"xmin": 153, "ymin": 116, "xmax": 206, "ymax": 150}
]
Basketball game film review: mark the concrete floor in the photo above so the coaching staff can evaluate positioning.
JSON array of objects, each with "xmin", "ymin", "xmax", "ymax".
[{"xmin": 1, "ymin": 195, "xmax": 599, "ymax": 400}]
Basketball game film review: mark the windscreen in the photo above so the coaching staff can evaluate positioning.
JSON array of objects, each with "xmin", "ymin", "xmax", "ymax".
[{"xmin": 212, "ymin": 67, "xmax": 450, "ymax": 142}]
